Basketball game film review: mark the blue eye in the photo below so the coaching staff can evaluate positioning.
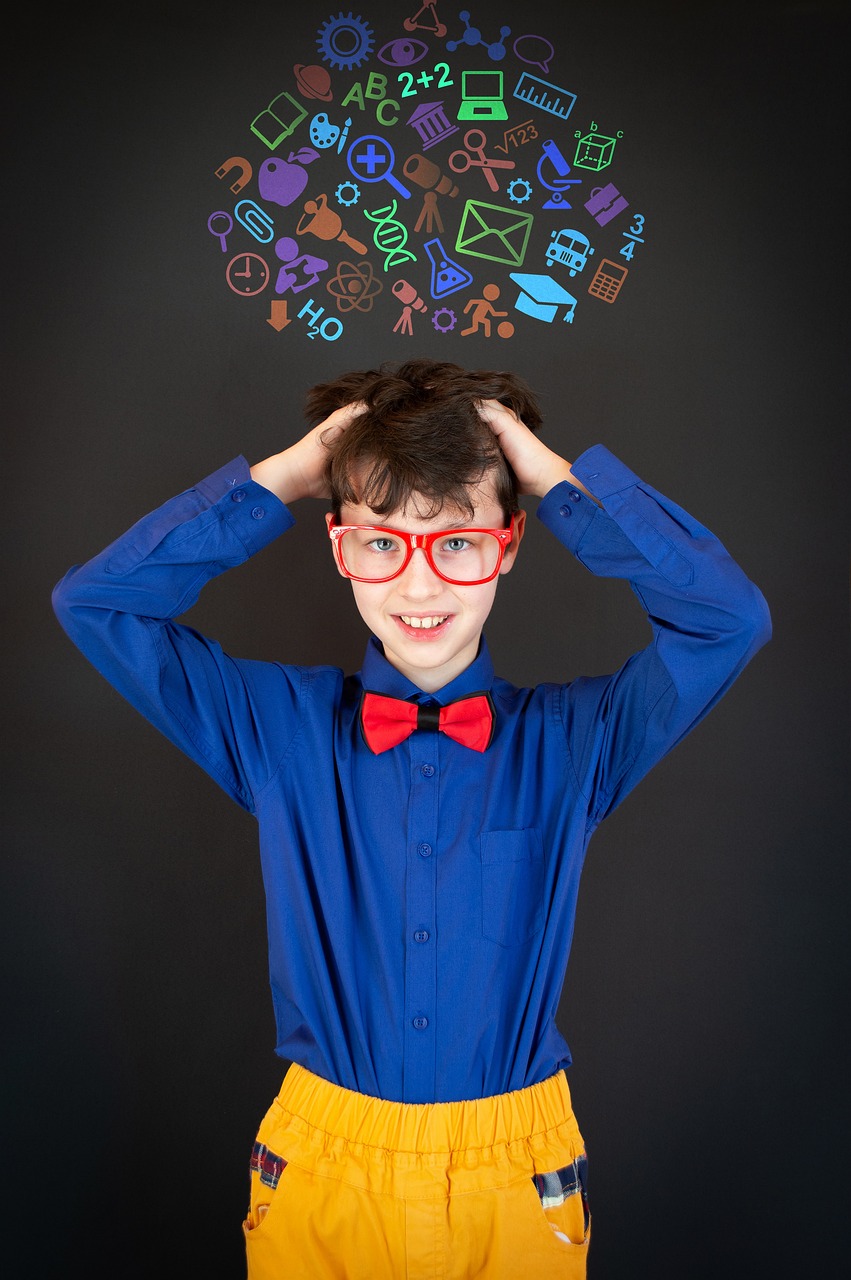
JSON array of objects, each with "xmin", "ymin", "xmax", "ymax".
[{"xmin": 377, "ymin": 37, "xmax": 428, "ymax": 67}]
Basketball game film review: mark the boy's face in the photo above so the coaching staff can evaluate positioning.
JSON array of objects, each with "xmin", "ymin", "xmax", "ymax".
[{"xmin": 326, "ymin": 479, "xmax": 525, "ymax": 692}]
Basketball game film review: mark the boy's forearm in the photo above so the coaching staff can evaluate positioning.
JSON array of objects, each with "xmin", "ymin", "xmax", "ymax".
[{"xmin": 250, "ymin": 449, "xmax": 307, "ymax": 505}]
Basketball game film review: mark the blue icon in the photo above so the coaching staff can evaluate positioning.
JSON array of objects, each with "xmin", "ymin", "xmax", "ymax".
[
  {"xmin": 537, "ymin": 140, "xmax": 582, "ymax": 209},
  {"xmin": 513, "ymin": 71, "xmax": 576, "ymax": 122},
  {"xmin": 545, "ymin": 228, "xmax": 595, "ymax": 276},
  {"xmin": 509, "ymin": 273, "xmax": 578, "ymax": 323},
  {"xmin": 316, "ymin": 12, "xmax": 375, "ymax": 71},
  {"xmin": 347, "ymin": 135, "xmax": 412, "ymax": 200},
  {"xmin": 234, "ymin": 199, "xmax": 276, "ymax": 243},
  {"xmin": 423, "ymin": 237, "xmax": 474, "ymax": 298},
  {"xmin": 446, "ymin": 10, "xmax": 510, "ymax": 61}
]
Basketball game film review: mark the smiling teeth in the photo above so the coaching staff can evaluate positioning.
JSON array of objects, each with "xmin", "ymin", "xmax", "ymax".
[{"xmin": 401, "ymin": 615, "xmax": 448, "ymax": 629}]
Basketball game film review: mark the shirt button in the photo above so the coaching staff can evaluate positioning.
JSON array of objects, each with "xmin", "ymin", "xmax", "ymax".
[
  {"xmin": 421, "ymin": 764, "xmax": 435, "ymax": 777},
  {"xmin": 413, "ymin": 1016, "xmax": 428, "ymax": 1030},
  {"xmin": 418, "ymin": 842, "xmax": 432, "ymax": 858},
  {"xmin": 251, "ymin": 506, "xmax": 265, "ymax": 519},
  {"xmin": 569, "ymin": 489, "xmax": 582, "ymax": 502},
  {"xmin": 414, "ymin": 930, "xmax": 429, "ymax": 943},
  {"xmin": 231, "ymin": 489, "xmax": 246, "ymax": 503},
  {"xmin": 558, "ymin": 504, "xmax": 573, "ymax": 518}
]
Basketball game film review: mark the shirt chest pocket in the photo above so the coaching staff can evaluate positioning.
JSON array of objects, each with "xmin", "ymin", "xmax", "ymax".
[{"xmin": 480, "ymin": 828, "xmax": 545, "ymax": 947}]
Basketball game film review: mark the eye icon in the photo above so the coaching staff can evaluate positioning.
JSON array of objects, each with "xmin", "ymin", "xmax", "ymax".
[{"xmin": 377, "ymin": 37, "xmax": 428, "ymax": 67}]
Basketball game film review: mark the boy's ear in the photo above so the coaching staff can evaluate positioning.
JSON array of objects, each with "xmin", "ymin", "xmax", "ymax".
[{"xmin": 498, "ymin": 509, "xmax": 526, "ymax": 576}]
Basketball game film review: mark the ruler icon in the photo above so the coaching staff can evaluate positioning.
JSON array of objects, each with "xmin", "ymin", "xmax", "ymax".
[{"xmin": 512, "ymin": 72, "xmax": 577, "ymax": 121}]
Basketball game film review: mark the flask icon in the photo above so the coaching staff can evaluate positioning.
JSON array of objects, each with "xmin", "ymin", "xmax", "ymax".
[{"xmin": 423, "ymin": 237, "xmax": 474, "ymax": 299}]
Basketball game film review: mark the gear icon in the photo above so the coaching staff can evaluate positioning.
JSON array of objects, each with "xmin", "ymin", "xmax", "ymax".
[
  {"xmin": 432, "ymin": 307, "xmax": 457, "ymax": 333},
  {"xmin": 316, "ymin": 12, "xmax": 375, "ymax": 71},
  {"xmin": 335, "ymin": 180, "xmax": 361, "ymax": 207},
  {"xmin": 507, "ymin": 178, "xmax": 533, "ymax": 204}
]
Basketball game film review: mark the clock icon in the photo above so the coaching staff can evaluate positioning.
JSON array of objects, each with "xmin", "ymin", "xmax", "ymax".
[{"xmin": 226, "ymin": 252, "xmax": 270, "ymax": 295}]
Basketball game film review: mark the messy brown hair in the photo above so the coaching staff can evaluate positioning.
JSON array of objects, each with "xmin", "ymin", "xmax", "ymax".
[{"xmin": 304, "ymin": 358, "xmax": 543, "ymax": 522}]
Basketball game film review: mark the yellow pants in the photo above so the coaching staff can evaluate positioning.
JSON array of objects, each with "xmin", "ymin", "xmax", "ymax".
[{"xmin": 243, "ymin": 1063, "xmax": 590, "ymax": 1279}]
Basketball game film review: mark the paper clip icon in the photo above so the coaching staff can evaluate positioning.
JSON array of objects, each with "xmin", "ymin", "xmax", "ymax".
[{"xmin": 235, "ymin": 200, "xmax": 276, "ymax": 244}]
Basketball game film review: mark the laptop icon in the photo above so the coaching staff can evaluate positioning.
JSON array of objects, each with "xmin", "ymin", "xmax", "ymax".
[{"xmin": 458, "ymin": 70, "xmax": 508, "ymax": 122}]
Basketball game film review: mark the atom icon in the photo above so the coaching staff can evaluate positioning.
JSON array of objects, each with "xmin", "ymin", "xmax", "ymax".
[
  {"xmin": 316, "ymin": 12, "xmax": 375, "ymax": 71},
  {"xmin": 327, "ymin": 259, "xmax": 383, "ymax": 312}
]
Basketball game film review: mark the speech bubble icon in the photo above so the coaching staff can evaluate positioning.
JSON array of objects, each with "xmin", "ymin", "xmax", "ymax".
[{"xmin": 512, "ymin": 33, "xmax": 555, "ymax": 74}]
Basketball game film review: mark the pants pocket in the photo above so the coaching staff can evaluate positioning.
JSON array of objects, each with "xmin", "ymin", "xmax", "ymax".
[
  {"xmin": 531, "ymin": 1151, "xmax": 591, "ymax": 1249},
  {"xmin": 242, "ymin": 1095, "xmax": 296, "ymax": 1238}
]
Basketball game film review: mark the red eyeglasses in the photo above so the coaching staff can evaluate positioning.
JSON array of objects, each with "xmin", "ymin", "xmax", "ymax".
[{"xmin": 328, "ymin": 516, "xmax": 516, "ymax": 585}]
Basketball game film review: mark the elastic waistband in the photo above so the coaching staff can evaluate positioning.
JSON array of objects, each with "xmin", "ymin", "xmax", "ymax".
[{"xmin": 269, "ymin": 1065, "xmax": 585, "ymax": 1197}]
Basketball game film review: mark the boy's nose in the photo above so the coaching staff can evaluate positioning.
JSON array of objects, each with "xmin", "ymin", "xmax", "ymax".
[{"xmin": 398, "ymin": 547, "xmax": 444, "ymax": 598}]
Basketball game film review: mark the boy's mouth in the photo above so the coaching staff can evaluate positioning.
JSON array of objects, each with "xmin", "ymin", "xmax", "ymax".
[{"xmin": 394, "ymin": 613, "xmax": 452, "ymax": 638}]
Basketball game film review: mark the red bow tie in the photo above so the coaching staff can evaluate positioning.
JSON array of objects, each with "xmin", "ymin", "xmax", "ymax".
[{"xmin": 360, "ymin": 691, "xmax": 495, "ymax": 754}]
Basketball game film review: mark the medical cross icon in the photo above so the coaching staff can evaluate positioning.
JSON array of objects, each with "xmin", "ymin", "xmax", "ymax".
[{"xmin": 353, "ymin": 140, "xmax": 384, "ymax": 173}]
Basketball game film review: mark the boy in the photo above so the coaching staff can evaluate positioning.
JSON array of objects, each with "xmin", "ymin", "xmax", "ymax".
[{"xmin": 52, "ymin": 359, "xmax": 771, "ymax": 1278}]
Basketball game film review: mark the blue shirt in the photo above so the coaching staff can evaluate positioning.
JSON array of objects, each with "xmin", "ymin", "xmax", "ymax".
[{"xmin": 51, "ymin": 445, "xmax": 771, "ymax": 1103}]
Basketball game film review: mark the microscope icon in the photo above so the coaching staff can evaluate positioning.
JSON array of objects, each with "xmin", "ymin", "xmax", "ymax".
[{"xmin": 536, "ymin": 140, "xmax": 582, "ymax": 210}]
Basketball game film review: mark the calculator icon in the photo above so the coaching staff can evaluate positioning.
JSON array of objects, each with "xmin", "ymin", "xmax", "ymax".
[{"xmin": 588, "ymin": 258, "xmax": 628, "ymax": 302}]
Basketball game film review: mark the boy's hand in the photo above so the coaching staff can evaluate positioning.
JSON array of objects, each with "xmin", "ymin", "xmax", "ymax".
[
  {"xmin": 251, "ymin": 403, "xmax": 365, "ymax": 504},
  {"xmin": 477, "ymin": 399, "xmax": 596, "ymax": 501}
]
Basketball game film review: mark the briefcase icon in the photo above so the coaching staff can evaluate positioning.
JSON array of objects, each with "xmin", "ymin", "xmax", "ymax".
[
  {"xmin": 584, "ymin": 183, "xmax": 629, "ymax": 225},
  {"xmin": 454, "ymin": 200, "xmax": 534, "ymax": 267}
]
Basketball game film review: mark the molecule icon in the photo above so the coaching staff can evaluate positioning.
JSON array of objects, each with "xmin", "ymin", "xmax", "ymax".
[{"xmin": 446, "ymin": 10, "xmax": 510, "ymax": 61}]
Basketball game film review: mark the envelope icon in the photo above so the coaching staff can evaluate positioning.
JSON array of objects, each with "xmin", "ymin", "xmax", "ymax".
[{"xmin": 454, "ymin": 200, "xmax": 534, "ymax": 267}]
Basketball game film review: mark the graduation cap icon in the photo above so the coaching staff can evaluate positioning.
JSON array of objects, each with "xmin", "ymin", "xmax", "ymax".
[{"xmin": 509, "ymin": 273, "xmax": 578, "ymax": 323}]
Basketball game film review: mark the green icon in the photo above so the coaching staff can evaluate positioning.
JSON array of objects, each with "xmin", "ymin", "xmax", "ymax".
[
  {"xmin": 251, "ymin": 92, "xmax": 308, "ymax": 149},
  {"xmin": 454, "ymin": 200, "xmax": 533, "ymax": 267},
  {"xmin": 573, "ymin": 127, "xmax": 622, "ymax": 172}
]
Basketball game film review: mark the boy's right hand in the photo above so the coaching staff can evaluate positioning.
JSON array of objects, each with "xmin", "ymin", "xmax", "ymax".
[{"xmin": 250, "ymin": 403, "xmax": 365, "ymax": 504}]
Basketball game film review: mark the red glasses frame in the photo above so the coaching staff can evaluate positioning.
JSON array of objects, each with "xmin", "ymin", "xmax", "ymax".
[{"xmin": 328, "ymin": 515, "xmax": 516, "ymax": 585}]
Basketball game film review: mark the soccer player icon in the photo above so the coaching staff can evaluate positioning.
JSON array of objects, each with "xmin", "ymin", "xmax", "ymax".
[{"xmin": 460, "ymin": 283, "xmax": 514, "ymax": 337}]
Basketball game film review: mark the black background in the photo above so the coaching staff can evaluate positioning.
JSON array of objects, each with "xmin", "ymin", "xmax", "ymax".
[{"xmin": 5, "ymin": 1, "xmax": 849, "ymax": 1275}]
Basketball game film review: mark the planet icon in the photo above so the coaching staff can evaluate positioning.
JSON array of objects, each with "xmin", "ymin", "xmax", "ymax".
[{"xmin": 293, "ymin": 64, "xmax": 333, "ymax": 102}]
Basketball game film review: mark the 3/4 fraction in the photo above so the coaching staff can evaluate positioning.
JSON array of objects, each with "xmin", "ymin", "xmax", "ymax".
[{"xmin": 620, "ymin": 214, "xmax": 645, "ymax": 260}]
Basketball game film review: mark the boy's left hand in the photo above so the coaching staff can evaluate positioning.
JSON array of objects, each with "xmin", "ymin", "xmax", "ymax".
[{"xmin": 477, "ymin": 400, "xmax": 585, "ymax": 500}]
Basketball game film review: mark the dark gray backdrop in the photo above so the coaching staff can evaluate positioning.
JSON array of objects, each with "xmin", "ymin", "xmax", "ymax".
[{"xmin": 5, "ymin": 1, "xmax": 849, "ymax": 1275}]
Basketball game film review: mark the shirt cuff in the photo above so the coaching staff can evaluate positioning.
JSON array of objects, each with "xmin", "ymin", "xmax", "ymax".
[
  {"xmin": 197, "ymin": 455, "xmax": 295, "ymax": 555},
  {"xmin": 535, "ymin": 445, "xmax": 642, "ymax": 551},
  {"xmin": 569, "ymin": 444, "xmax": 642, "ymax": 499}
]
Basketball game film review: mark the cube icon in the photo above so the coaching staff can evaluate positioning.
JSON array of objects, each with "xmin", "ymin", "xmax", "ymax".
[{"xmin": 573, "ymin": 132, "xmax": 617, "ymax": 172}]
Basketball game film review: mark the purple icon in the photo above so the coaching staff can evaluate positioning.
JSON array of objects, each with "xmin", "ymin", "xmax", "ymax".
[
  {"xmin": 346, "ymin": 135, "xmax": 412, "ymax": 200},
  {"xmin": 377, "ymin": 37, "xmax": 428, "ymax": 66},
  {"xmin": 207, "ymin": 210, "xmax": 233, "ymax": 252},
  {"xmin": 585, "ymin": 182, "xmax": 629, "ymax": 225},
  {"xmin": 512, "ymin": 34, "xmax": 554, "ymax": 74},
  {"xmin": 273, "ymin": 237, "xmax": 329, "ymax": 294},
  {"xmin": 258, "ymin": 149, "xmax": 321, "ymax": 207}
]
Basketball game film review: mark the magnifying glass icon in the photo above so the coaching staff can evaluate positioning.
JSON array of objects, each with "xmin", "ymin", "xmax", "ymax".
[
  {"xmin": 208, "ymin": 210, "xmax": 233, "ymax": 252},
  {"xmin": 346, "ymin": 134, "xmax": 412, "ymax": 200}
]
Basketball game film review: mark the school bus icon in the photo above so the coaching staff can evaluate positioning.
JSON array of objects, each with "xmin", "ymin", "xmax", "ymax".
[{"xmin": 545, "ymin": 227, "xmax": 595, "ymax": 277}]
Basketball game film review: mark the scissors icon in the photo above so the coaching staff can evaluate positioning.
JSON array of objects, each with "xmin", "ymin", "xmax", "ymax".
[{"xmin": 448, "ymin": 130, "xmax": 515, "ymax": 192}]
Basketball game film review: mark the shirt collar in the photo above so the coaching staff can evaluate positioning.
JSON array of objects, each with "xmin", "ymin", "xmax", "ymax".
[{"xmin": 359, "ymin": 634, "xmax": 495, "ymax": 704}]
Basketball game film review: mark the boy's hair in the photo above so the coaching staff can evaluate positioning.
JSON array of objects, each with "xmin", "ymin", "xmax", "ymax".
[{"xmin": 304, "ymin": 359, "xmax": 543, "ymax": 522}]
